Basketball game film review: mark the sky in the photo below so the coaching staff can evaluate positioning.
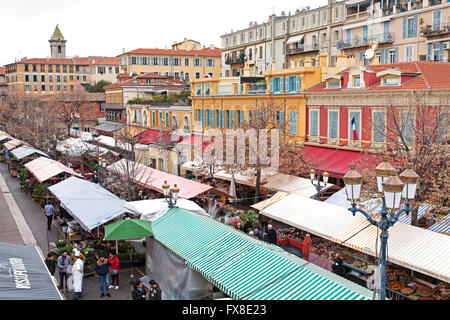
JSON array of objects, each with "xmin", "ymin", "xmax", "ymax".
[{"xmin": 0, "ymin": 0, "xmax": 329, "ymax": 66}]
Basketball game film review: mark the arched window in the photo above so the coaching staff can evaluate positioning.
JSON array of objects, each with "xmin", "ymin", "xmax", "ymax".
[{"xmin": 184, "ymin": 115, "xmax": 190, "ymax": 132}]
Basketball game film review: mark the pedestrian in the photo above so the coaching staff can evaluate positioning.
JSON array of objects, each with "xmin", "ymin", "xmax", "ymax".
[
  {"xmin": 57, "ymin": 250, "xmax": 71, "ymax": 292},
  {"xmin": 95, "ymin": 255, "xmax": 111, "ymax": 298},
  {"xmin": 131, "ymin": 282, "xmax": 147, "ymax": 301},
  {"xmin": 332, "ymin": 254, "xmax": 346, "ymax": 277},
  {"xmin": 108, "ymin": 251, "xmax": 120, "ymax": 290},
  {"xmin": 266, "ymin": 224, "xmax": 278, "ymax": 245},
  {"xmin": 148, "ymin": 279, "xmax": 162, "ymax": 300},
  {"xmin": 71, "ymin": 248, "xmax": 86, "ymax": 264},
  {"xmin": 93, "ymin": 171, "xmax": 99, "ymax": 184},
  {"xmin": 72, "ymin": 250, "xmax": 84, "ymax": 300},
  {"xmin": 137, "ymin": 190, "xmax": 144, "ymax": 200},
  {"xmin": 44, "ymin": 201, "xmax": 55, "ymax": 231},
  {"xmin": 45, "ymin": 252, "xmax": 57, "ymax": 276}
]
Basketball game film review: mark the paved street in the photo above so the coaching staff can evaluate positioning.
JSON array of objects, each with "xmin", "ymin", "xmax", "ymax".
[{"xmin": 0, "ymin": 161, "xmax": 147, "ymax": 300}]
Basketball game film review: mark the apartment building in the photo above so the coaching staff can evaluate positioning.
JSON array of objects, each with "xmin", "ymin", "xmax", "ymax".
[
  {"xmin": 0, "ymin": 67, "xmax": 7, "ymax": 100},
  {"xmin": 221, "ymin": 1, "xmax": 346, "ymax": 78},
  {"xmin": 79, "ymin": 56, "xmax": 120, "ymax": 84},
  {"xmin": 339, "ymin": 0, "xmax": 450, "ymax": 64},
  {"xmin": 118, "ymin": 39, "xmax": 221, "ymax": 82}
]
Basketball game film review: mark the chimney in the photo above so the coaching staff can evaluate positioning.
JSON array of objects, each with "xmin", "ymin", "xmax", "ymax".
[{"xmin": 211, "ymin": 44, "xmax": 215, "ymax": 50}]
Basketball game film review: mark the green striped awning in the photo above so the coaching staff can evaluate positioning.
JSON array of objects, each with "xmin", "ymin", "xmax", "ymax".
[{"xmin": 151, "ymin": 207, "xmax": 372, "ymax": 300}]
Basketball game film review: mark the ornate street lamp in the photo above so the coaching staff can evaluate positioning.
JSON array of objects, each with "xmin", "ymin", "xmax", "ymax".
[
  {"xmin": 162, "ymin": 181, "xmax": 180, "ymax": 208},
  {"xmin": 344, "ymin": 159, "xmax": 418, "ymax": 300},
  {"xmin": 310, "ymin": 169, "xmax": 329, "ymax": 200}
]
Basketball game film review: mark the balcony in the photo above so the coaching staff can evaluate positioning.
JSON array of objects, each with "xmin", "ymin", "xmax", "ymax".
[
  {"xmin": 286, "ymin": 43, "xmax": 320, "ymax": 56},
  {"xmin": 420, "ymin": 22, "xmax": 450, "ymax": 38},
  {"xmin": 336, "ymin": 32, "xmax": 394, "ymax": 50},
  {"xmin": 225, "ymin": 54, "xmax": 247, "ymax": 65},
  {"xmin": 346, "ymin": 10, "xmax": 369, "ymax": 22}
]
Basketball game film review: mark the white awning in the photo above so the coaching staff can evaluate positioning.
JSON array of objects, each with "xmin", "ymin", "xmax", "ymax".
[
  {"xmin": 258, "ymin": 193, "xmax": 450, "ymax": 283},
  {"xmin": 287, "ymin": 34, "xmax": 304, "ymax": 45},
  {"xmin": 262, "ymin": 173, "xmax": 334, "ymax": 199}
]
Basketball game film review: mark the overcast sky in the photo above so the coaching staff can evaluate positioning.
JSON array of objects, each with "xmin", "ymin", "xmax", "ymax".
[{"xmin": 0, "ymin": 0, "xmax": 328, "ymax": 66}]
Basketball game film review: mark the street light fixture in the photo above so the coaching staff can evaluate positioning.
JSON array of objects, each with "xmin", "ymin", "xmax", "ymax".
[
  {"xmin": 310, "ymin": 169, "xmax": 329, "ymax": 200},
  {"xmin": 162, "ymin": 181, "xmax": 180, "ymax": 208},
  {"xmin": 344, "ymin": 159, "xmax": 418, "ymax": 300}
]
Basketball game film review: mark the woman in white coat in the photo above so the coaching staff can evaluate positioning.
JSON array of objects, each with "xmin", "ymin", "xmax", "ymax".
[{"xmin": 72, "ymin": 250, "xmax": 84, "ymax": 300}]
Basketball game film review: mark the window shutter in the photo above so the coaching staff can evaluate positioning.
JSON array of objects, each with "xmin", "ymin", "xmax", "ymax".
[
  {"xmin": 385, "ymin": 48, "xmax": 389, "ymax": 63},
  {"xmin": 439, "ymin": 42, "xmax": 443, "ymax": 61},
  {"xmin": 403, "ymin": 17, "xmax": 407, "ymax": 38},
  {"xmin": 394, "ymin": 47, "xmax": 398, "ymax": 63},
  {"xmin": 232, "ymin": 110, "xmax": 236, "ymax": 128},
  {"xmin": 270, "ymin": 78, "xmax": 274, "ymax": 93},
  {"xmin": 428, "ymin": 43, "xmax": 432, "ymax": 61},
  {"xmin": 286, "ymin": 77, "xmax": 291, "ymax": 92},
  {"xmin": 280, "ymin": 111, "xmax": 285, "ymax": 133},
  {"xmin": 289, "ymin": 111, "xmax": 297, "ymax": 135},
  {"xmin": 296, "ymin": 76, "xmax": 300, "ymax": 92},
  {"xmin": 239, "ymin": 110, "xmax": 244, "ymax": 127},
  {"xmin": 280, "ymin": 77, "xmax": 284, "ymax": 93},
  {"xmin": 413, "ymin": 15, "xmax": 418, "ymax": 37}
]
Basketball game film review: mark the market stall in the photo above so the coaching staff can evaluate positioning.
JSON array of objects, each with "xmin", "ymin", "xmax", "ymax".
[
  {"xmin": 128, "ymin": 198, "xmax": 208, "ymax": 221},
  {"xmin": 107, "ymin": 159, "xmax": 232, "ymax": 200},
  {"xmin": 24, "ymin": 156, "xmax": 84, "ymax": 183},
  {"xmin": 254, "ymin": 193, "xmax": 450, "ymax": 300},
  {"xmin": 0, "ymin": 242, "xmax": 62, "ymax": 300},
  {"xmin": 48, "ymin": 177, "xmax": 133, "ymax": 236}
]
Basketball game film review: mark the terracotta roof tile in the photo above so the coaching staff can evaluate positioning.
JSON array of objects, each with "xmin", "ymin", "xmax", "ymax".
[{"xmin": 0, "ymin": 67, "xmax": 5, "ymax": 75}]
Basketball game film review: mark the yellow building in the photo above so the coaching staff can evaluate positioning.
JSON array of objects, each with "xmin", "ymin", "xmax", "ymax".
[
  {"xmin": 190, "ymin": 55, "xmax": 347, "ymax": 145},
  {"xmin": 118, "ymin": 39, "xmax": 221, "ymax": 82}
]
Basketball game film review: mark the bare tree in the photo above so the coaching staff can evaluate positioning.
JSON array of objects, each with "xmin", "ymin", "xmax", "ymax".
[{"xmin": 363, "ymin": 90, "xmax": 449, "ymax": 226}]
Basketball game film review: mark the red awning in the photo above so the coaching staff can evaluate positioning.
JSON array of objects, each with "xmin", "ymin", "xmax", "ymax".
[
  {"xmin": 303, "ymin": 145, "xmax": 379, "ymax": 178},
  {"xmin": 135, "ymin": 129, "xmax": 183, "ymax": 145}
]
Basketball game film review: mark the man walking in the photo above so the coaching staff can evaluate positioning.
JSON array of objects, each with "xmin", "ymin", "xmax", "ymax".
[
  {"xmin": 95, "ymin": 255, "xmax": 111, "ymax": 298},
  {"xmin": 57, "ymin": 250, "xmax": 71, "ymax": 292},
  {"xmin": 266, "ymin": 224, "xmax": 278, "ymax": 245},
  {"xmin": 45, "ymin": 252, "xmax": 57, "ymax": 276},
  {"xmin": 72, "ymin": 250, "xmax": 84, "ymax": 300},
  {"xmin": 44, "ymin": 201, "xmax": 55, "ymax": 231}
]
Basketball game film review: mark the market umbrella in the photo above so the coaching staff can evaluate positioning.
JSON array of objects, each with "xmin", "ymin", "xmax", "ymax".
[{"xmin": 103, "ymin": 218, "xmax": 153, "ymax": 241}]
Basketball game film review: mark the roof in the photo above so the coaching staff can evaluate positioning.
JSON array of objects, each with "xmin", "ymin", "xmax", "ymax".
[
  {"xmin": 93, "ymin": 122, "xmax": 125, "ymax": 133},
  {"xmin": 48, "ymin": 177, "xmax": 131, "ymax": 232},
  {"xmin": 305, "ymin": 61, "xmax": 450, "ymax": 93},
  {"xmin": 428, "ymin": 214, "xmax": 450, "ymax": 234},
  {"xmin": 73, "ymin": 56, "xmax": 118, "ymax": 65},
  {"xmin": 149, "ymin": 207, "xmax": 372, "ymax": 300},
  {"xmin": 107, "ymin": 159, "xmax": 228, "ymax": 199},
  {"xmin": 258, "ymin": 193, "xmax": 450, "ymax": 283},
  {"xmin": 122, "ymin": 47, "xmax": 221, "ymax": 57},
  {"xmin": 50, "ymin": 24, "xmax": 64, "ymax": 40},
  {"xmin": 85, "ymin": 92, "xmax": 106, "ymax": 102},
  {"xmin": 134, "ymin": 129, "xmax": 183, "ymax": 145},
  {"xmin": 262, "ymin": 173, "xmax": 334, "ymax": 198},
  {"xmin": 0, "ymin": 67, "xmax": 5, "ymax": 75},
  {"xmin": 4, "ymin": 139, "xmax": 28, "ymax": 151},
  {"xmin": 14, "ymin": 58, "xmax": 89, "ymax": 66},
  {"xmin": 24, "ymin": 157, "xmax": 83, "ymax": 183}
]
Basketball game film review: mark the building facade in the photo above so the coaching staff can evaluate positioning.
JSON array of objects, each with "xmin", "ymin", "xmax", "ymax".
[
  {"xmin": 118, "ymin": 39, "xmax": 221, "ymax": 82},
  {"xmin": 340, "ymin": 0, "xmax": 450, "ymax": 64}
]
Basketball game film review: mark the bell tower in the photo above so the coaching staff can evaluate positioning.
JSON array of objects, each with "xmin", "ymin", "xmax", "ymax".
[{"xmin": 49, "ymin": 25, "xmax": 66, "ymax": 59}]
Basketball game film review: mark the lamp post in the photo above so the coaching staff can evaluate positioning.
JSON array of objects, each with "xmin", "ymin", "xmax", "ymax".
[
  {"xmin": 310, "ymin": 169, "xmax": 329, "ymax": 200},
  {"xmin": 162, "ymin": 181, "xmax": 180, "ymax": 209},
  {"xmin": 344, "ymin": 161, "xmax": 418, "ymax": 300}
]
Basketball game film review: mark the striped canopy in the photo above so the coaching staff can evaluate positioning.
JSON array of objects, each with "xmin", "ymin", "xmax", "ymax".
[
  {"xmin": 150, "ymin": 207, "xmax": 371, "ymax": 300},
  {"xmin": 428, "ymin": 214, "xmax": 450, "ymax": 234}
]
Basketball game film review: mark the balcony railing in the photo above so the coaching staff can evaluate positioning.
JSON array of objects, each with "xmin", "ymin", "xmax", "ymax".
[
  {"xmin": 286, "ymin": 43, "xmax": 320, "ymax": 55},
  {"xmin": 216, "ymin": 84, "xmax": 233, "ymax": 95},
  {"xmin": 346, "ymin": 10, "xmax": 369, "ymax": 22},
  {"xmin": 336, "ymin": 32, "xmax": 394, "ymax": 50},
  {"xmin": 420, "ymin": 22, "xmax": 450, "ymax": 37},
  {"xmin": 225, "ymin": 55, "xmax": 247, "ymax": 65},
  {"xmin": 248, "ymin": 82, "xmax": 267, "ymax": 94}
]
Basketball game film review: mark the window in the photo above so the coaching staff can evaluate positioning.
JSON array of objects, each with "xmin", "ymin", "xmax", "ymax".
[
  {"xmin": 184, "ymin": 116, "xmax": 190, "ymax": 132},
  {"xmin": 33, "ymin": 64, "xmax": 37, "ymax": 72},
  {"xmin": 163, "ymin": 57, "xmax": 169, "ymax": 66},
  {"xmin": 373, "ymin": 111, "xmax": 385, "ymax": 143},
  {"xmin": 56, "ymin": 85, "xmax": 61, "ymax": 91},
  {"xmin": 63, "ymin": 65, "xmax": 67, "ymax": 73},
  {"xmin": 70, "ymin": 75, "xmax": 73, "ymax": 81},
  {"xmin": 388, "ymin": 48, "xmax": 397, "ymax": 63},
  {"xmin": 108, "ymin": 67, "xmax": 113, "ymax": 73},
  {"xmin": 56, "ymin": 75, "xmax": 61, "ymax": 82},
  {"xmin": 69, "ymin": 65, "xmax": 73, "ymax": 73},
  {"xmin": 196, "ymin": 84, "xmax": 202, "ymax": 95},
  {"xmin": 98, "ymin": 66, "xmax": 106, "ymax": 74},
  {"xmin": 25, "ymin": 75, "xmax": 29, "ymax": 82},
  {"xmin": 41, "ymin": 75, "xmax": 45, "ymax": 82},
  {"xmin": 335, "ymin": 7, "xmax": 340, "ymax": 20},
  {"xmin": 40, "ymin": 65, "xmax": 45, "ymax": 72},
  {"xmin": 33, "ymin": 75, "xmax": 37, "ymax": 82},
  {"xmin": 24, "ymin": 85, "xmax": 31, "ymax": 91},
  {"xmin": 328, "ymin": 110, "xmax": 339, "ymax": 138},
  {"xmin": 383, "ymin": 77, "xmax": 400, "ymax": 86},
  {"xmin": 33, "ymin": 85, "xmax": 38, "ymax": 92},
  {"xmin": 49, "ymin": 85, "xmax": 53, "ymax": 92},
  {"xmin": 349, "ymin": 111, "xmax": 360, "ymax": 141},
  {"xmin": 259, "ymin": 46, "xmax": 263, "ymax": 59},
  {"xmin": 323, "ymin": 11, "xmax": 327, "ymax": 24},
  {"xmin": 185, "ymin": 58, "xmax": 189, "ymax": 66},
  {"xmin": 63, "ymin": 76, "xmax": 67, "ymax": 82},
  {"xmin": 152, "ymin": 57, "xmax": 159, "ymax": 65},
  {"xmin": 271, "ymin": 77, "xmax": 283, "ymax": 93},
  {"xmin": 115, "ymin": 67, "xmax": 119, "ymax": 73},
  {"xmin": 56, "ymin": 65, "xmax": 60, "ymax": 72},
  {"xmin": 194, "ymin": 58, "xmax": 202, "ymax": 67},
  {"xmin": 353, "ymin": 76, "xmax": 360, "ymax": 87},
  {"xmin": 327, "ymin": 80, "xmax": 340, "ymax": 89},
  {"xmin": 403, "ymin": 15, "xmax": 417, "ymax": 38},
  {"xmin": 48, "ymin": 65, "xmax": 53, "ymax": 72},
  {"xmin": 310, "ymin": 110, "xmax": 319, "ymax": 136},
  {"xmin": 302, "ymin": 17, "xmax": 305, "ymax": 28},
  {"xmin": 401, "ymin": 112, "xmax": 414, "ymax": 145},
  {"xmin": 312, "ymin": 14, "xmax": 316, "ymax": 27},
  {"xmin": 433, "ymin": 10, "xmax": 441, "ymax": 31},
  {"xmin": 289, "ymin": 111, "xmax": 297, "ymax": 135},
  {"xmin": 25, "ymin": 65, "xmax": 29, "ymax": 72},
  {"xmin": 287, "ymin": 76, "xmax": 300, "ymax": 93},
  {"xmin": 58, "ymin": 46, "xmax": 62, "ymax": 54},
  {"xmin": 206, "ymin": 59, "xmax": 215, "ymax": 67},
  {"xmin": 195, "ymin": 72, "xmax": 200, "ymax": 79},
  {"xmin": 173, "ymin": 58, "xmax": 180, "ymax": 66},
  {"xmin": 41, "ymin": 85, "xmax": 46, "ymax": 91}
]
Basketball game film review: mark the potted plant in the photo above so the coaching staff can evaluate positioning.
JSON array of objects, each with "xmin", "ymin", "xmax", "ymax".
[
  {"xmin": 55, "ymin": 238, "xmax": 67, "ymax": 248},
  {"xmin": 240, "ymin": 210, "xmax": 259, "ymax": 231}
]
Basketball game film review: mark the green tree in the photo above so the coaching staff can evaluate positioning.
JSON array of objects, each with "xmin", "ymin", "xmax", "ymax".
[{"xmin": 87, "ymin": 80, "xmax": 112, "ymax": 93}]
